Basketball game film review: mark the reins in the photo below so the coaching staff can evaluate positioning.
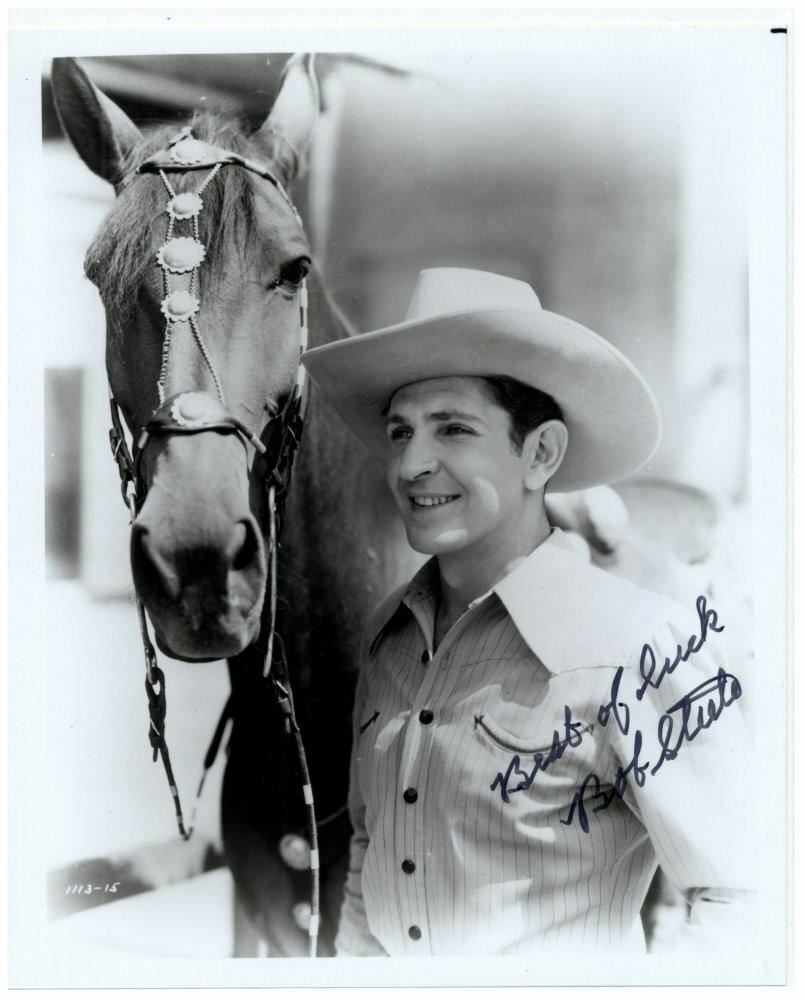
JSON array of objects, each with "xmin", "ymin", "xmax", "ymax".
[{"xmin": 106, "ymin": 127, "xmax": 321, "ymax": 955}]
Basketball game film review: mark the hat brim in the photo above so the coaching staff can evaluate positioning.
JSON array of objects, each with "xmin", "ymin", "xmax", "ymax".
[{"xmin": 302, "ymin": 306, "xmax": 661, "ymax": 492}]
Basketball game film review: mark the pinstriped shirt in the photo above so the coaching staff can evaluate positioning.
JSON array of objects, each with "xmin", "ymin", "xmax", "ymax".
[{"xmin": 335, "ymin": 529, "xmax": 751, "ymax": 956}]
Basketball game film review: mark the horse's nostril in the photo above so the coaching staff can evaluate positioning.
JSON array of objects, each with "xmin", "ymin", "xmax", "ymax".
[
  {"xmin": 131, "ymin": 523, "xmax": 151, "ymax": 572},
  {"xmin": 229, "ymin": 518, "xmax": 261, "ymax": 573},
  {"xmin": 131, "ymin": 523, "xmax": 180, "ymax": 599}
]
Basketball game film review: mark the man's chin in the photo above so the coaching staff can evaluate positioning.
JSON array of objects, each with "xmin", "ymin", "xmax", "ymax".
[{"xmin": 404, "ymin": 524, "xmax": 472, "ymax": 556}]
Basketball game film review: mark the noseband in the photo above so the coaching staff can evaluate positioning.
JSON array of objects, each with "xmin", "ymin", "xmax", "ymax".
[{"xmin": 107, "ymin": 127, "xmax": 320, "ymax": 954}]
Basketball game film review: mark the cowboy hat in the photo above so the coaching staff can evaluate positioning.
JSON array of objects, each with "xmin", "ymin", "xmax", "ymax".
[{"xmin": 302, "ymin": 268, "xmax": 661, "ymax": 492}]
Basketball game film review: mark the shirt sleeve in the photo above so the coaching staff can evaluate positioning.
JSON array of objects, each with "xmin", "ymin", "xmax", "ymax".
[
  {"xmin": 334, "ymin": 654, "xmax": 387, "ymax": 957},
  {"xmin": 603, "ymin": 604, "xmax": 756, "ymax": 893}
]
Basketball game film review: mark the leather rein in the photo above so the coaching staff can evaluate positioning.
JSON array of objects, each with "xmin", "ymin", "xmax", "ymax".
[{"xmin": 106, "ymin": 128, "xmax": 320, "ymax": 954}]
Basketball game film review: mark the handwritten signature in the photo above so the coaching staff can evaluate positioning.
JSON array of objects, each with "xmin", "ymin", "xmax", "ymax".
[
  {"xmin": 486, "ymin": 595, "xmax": 743, "ymax": 831},
  {"xmin": 489, "ymin": 706, "xmax": 588, "ymax": 803},
  {"xmin": 636, "ymin": 594, "xmax": 724, "ymax": 702},
  {"xmin": 562, "ymin": 667, "xmax": 742, "ymax": 832}
]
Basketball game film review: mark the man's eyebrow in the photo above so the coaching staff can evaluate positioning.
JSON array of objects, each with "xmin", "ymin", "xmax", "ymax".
[
  {"xmin": 427, "ymin": 410, "xmax": 484, "ymax": 423},
  {"xmin": 384, "ymin": 410, "xmax": 485, "ymax": 425}
]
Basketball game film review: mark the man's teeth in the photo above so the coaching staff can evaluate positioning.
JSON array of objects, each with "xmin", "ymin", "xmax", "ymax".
[{"xmin": 411, "ymin": 496, "xmax": 458, "ymax": 507}]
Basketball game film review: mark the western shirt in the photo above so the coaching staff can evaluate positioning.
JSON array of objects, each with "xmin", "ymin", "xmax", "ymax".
[{"xmin": 335, "ymin": 529, "xmax": 752, "ymax": 956}]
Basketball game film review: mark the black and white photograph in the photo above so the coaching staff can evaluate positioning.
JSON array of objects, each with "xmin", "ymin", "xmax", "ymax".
[{"xmin": 8, "ymin": 8, "xmax": 793, "ymax": 990}]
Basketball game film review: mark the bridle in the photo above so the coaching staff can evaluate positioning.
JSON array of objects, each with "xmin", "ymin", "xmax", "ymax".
[{"xmin": 107, "ymin": 127, "xmax": 321, "ymax": 955}]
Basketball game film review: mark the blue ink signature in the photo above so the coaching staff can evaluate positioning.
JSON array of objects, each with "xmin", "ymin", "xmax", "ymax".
[
  {"xmin": 561, "ymin": 667, "xmax": 742, "ymax": 832},
  {"xmin": 596, "ymin": 595, "xmax": 725, "ymax": 743},
  {"xmin": 560, "ymin": 729, "xmax": 650, "ymax": 833},
  {"xmin": 651, "ymin": 667, "xmax": 742, "ymax": 775},
  {"xmin": 489, "ymin": 705, "xmax": 587, "ymax": 803},
  {"xmin": 598, "ymin": 665, "xmax": 632, "ymax": 735},
  {"xmin": 636, "ymin": 595, "xmax": 723, "ymax": 702},
  {"xmin": 487, "ymin": 595, "xmax": 740, "ymax": 827}
]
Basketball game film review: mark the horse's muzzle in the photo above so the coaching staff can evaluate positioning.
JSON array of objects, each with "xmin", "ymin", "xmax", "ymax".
[{"xmin": 130, "ymin": 510, "xmax": 267, "ymax": 661}]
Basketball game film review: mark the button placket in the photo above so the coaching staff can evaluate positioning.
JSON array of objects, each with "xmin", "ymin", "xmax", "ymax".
[
  {"xmin": 395, "ymin": 598, "xmax": 481, "ymax": 954},
  {"xmin": 398, "ymin": 627, "xmax": 442, "ymax": 785},
  {"xmin": 399, "ymin": 609, "xmax": 473, "ymax": 799}
]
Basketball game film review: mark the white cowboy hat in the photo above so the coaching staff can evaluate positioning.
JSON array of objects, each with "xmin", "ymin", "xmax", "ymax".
[{"xmin": 302, "ymin": 268, "xmax": 661, "ymax": 491}]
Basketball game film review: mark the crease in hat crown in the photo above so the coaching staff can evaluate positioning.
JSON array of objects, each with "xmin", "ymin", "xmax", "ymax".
[{"xmin": 404, "ymin": 268, "xmax": 542, "ymax": 323}]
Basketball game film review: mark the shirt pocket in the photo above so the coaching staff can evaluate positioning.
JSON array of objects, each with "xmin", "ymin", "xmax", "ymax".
[
  {"xmin": 474, "ymin": 708, "xmax": 598, "ymax": 810},
  {"xmin": 473, "ymin": 709, "xmax": 593, "ymax": 757}
]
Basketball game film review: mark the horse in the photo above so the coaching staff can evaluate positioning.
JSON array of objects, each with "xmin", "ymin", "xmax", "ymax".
[{"xmin": 51, "ymin": 54, "xmax": 419, "ymax": 956}]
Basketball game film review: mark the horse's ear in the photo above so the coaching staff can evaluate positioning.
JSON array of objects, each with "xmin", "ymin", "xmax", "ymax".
[
  {"xmin": 256, "ymin": 53, "xmax": 320, "ymax": 182},
  {"xmin": 51, "ymin": 57, "xmax": 142, "ymax": 190}
]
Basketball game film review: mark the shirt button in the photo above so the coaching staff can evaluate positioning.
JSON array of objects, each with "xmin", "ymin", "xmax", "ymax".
[
  {"xmin": 421, "ymin": 649, "xmax": 432, "ymax": 664},
  {"xmin": 419, "ymin": 709, "xmax": 434, "ymax": 725},
  {"xmin": 408, "ymin": 925, "xmax": 422, "ymax": 941},
  {"xmin": 403, "ymin": 787, "xmax": 418, "ymax": 804},
  {"xmin": 401, "ymin": 859, "xmax": 416, "ymax": 874}
]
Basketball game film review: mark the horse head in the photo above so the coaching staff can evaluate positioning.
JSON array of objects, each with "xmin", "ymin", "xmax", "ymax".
[{"xmin": 52, "ymin": 56, "xmax": 319, "ymax": 662}]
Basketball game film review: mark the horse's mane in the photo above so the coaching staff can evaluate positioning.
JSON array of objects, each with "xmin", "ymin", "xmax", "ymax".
[{"xmin": 85, "ymin": 112, "xmax": 296, "ymax": 323}]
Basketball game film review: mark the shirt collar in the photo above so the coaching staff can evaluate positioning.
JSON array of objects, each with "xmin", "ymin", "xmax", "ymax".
[
  {"xmin": 485, "ymin": 528, "xmax": 672, "ymax": 673},
  {"xmin": 401, "ymin": 556, "xmax": 441, "ymax": 609},
  {"xmin": 368, "ymin": 528, "xmax": 669, "ymax": 674},
  {"xmin": 485, "ymin": 528, "xmax": 599, "ymax": 672}
]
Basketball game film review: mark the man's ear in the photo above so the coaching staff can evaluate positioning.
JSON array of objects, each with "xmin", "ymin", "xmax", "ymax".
[
  {"xmin": 51, "ymin": 57, "xmax": 142, "ymax": 190},
  {"xmin": 523, "ymin": 420, "xmax": 569, "ymax": 491}
]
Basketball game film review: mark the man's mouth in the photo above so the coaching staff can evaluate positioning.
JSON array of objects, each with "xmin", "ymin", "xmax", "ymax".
[{"xmin": 409, "ymin": 494, "xmax": 461, "ymax": 509}]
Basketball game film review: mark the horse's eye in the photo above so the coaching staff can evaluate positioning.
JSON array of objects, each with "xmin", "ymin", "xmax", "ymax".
[{"xmin": 278, "ymin": 257, "xmax": 311, "ymax": 289}]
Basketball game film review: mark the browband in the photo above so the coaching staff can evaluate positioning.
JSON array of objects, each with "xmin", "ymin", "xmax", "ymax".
[
  {"xmin": 138, "ymin": 153, "xmax": 293, "ymax": 208},
  {"xmin": 136, "ymin": 127, "xmax": 298, "ymax": 214}
]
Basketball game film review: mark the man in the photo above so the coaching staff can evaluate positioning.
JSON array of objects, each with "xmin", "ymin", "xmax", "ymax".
[{"xmin": 302, "ymin": 268, "xmax": 753, "ymax": 956}]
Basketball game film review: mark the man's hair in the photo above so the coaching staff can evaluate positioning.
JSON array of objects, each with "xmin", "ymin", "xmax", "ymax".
[{"xmin": 480, "ymin": 375, "xmax": 564, "ymax": 454}]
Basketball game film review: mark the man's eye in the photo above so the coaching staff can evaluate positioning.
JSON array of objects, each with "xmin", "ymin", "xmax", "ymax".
[
  {"xmin": 387, "ymin": 427, "xmax": 412, "ymax": 442},
  {"xmin": 442, "ymin": 424, "xmax": 473, "ymax": 436}
]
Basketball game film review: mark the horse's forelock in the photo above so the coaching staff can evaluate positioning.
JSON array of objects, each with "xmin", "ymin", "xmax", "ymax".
[{"xmin": 85, "ymin": 111, "xmax": 296, "ymax": 327}]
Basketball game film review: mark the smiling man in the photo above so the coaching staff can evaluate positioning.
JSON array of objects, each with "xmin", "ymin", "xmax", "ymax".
[
  {"xmin": 302, "ymin": 268, "xmax": 753, "ymax": 956},
  {"xmin": 383, "ymin": 374, "xmax": 566, "ymax": 647}
]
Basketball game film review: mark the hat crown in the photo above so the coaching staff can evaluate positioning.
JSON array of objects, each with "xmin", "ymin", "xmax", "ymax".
[{"xmin": 404, "ymin": 268, "xmax": 542, "ymax": 322}]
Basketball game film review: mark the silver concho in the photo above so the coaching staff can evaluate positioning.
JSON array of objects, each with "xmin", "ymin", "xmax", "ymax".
[
  {"xmin": 160, "ymin": 290, "xmax": 200, "ymax": 324},
  {"xmin": 292, "ymin": 902, "xmax": 312, "ymax": 931},
  {"xmin": 157, "ymin": 237, "xmax": 206, "ymax": 274},
  {"xmin": 279, "ymin": 833, "xmax": 311, "ymax": 871},
  {"xmin": 167, "ymin": 192, "xmax": 204, "ymax": 221},
  {"xmin": 170, "ymin": 392, "xmax": 221, "ymax": 428},
  {"xmin": 169, "ymin": 137, "xmax": 209, "ymax": 166}
]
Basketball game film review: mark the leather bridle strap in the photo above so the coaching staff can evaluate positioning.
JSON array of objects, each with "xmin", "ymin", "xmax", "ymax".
[{"xmin": 139, "ymin": 150, "xmax": 296, "ymax": 196}]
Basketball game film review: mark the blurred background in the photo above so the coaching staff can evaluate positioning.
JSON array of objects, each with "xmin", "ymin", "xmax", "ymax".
[{"xmin": 41, "ymin": 38, "xmax": 755, "ymax": 957}]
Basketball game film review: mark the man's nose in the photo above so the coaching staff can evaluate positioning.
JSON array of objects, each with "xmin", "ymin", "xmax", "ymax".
[{"xmin": 397, "ymin": 437, "xmax": 438, "ymax": 481}]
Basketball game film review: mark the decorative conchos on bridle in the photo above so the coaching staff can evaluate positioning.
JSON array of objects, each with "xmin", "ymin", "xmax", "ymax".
[
  {"xmin": 106, "ymin": 127, "xmax": 320, "ymax": 955},
  {"xmin": 169, "ymin": 392, "xmax": 220, "ymax": 428},
  {"xmin": 166, "ymin": 191, "xmax": 203, "ymax": 220},
  {"xmin": 152, "ymin": 130, "xmax": 225, "ymax": 406},
  {"xmin": 161, "ymin": 290, "xmax": 199, "ymax": 324}
]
